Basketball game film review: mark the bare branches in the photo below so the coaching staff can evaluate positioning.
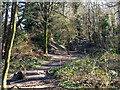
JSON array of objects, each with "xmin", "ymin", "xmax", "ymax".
[{"xmin": 106, "ymin": 1, "xmax": 120, "ymax": 8}]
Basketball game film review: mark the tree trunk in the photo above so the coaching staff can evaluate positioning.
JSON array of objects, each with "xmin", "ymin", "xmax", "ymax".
[
  {"xmin": 0, "ymin": 3, "xmax": 2, "ymax": 88},
  {"xmin": 1, "ymin": 1, "xmax": 18, "ymax": 89},
  {"xmin": 44, "ymin": 4, "xmax": 48, "ymax": 54},
  {"xmin": 118, "ymin": 3, "xmax": 120, "ymax": 54},
  {"xmin": 0, "ymin": 0, "xmax": 2, "ymax": 68},
  {"xmin": 44, "ymin": 19, "xmax": 48, "ymax": 54},
  {"xmin": 4, "ymin": 2, "xmax": 15, "ymax": 59},
  {"xmin": 2, "ymin": 2, "xmax": 9, "ymax": 58}
]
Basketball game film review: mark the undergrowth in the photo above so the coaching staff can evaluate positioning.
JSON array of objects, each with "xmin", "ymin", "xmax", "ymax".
[
  {"xmin": 2, "ymin": 58, "xmax": 50, "ymax": 72},
  {"xmin": 49, "ymin": 51, "xmax": 120, "ymax": 89}
]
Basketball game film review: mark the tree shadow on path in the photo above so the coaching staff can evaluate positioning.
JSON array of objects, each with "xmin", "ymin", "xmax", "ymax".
[{"xmin": 7, "ymin": 51, "xmax": 82, "ymax": 89}]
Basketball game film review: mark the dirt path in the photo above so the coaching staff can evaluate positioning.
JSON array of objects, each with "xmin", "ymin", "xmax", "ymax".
[{"xmin": 7, "ymin": 51, "xmax": 82, "ymax": 89}]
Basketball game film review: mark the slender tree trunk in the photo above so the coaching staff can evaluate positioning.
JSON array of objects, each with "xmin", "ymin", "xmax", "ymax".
[
  {"xmin": 4, "ymin": 2, "xmax": 15, "ymax": 59},
  {"xmin": 40, "ymin": 2, "xmax": 52, "ymax": 54},
  {"xmin": 1, "ymin": 1, "xmax": 18, "ymax": 89},
  {"xmin": 0, "ymin": 3, "xmax": 2, "ymax": 88},
  {"xmin": 44, "ymin": 18, "xmax": 48, "ymax": 54},
  {"xmin": 2, "ymin": 2, "xmax": 9, "ymax": 58},
  {"xmin": 44, "ymin": 4, "xmax": 48, "ymax": 54},
  {"xmin": 0, "ymin": 0, "xmax": 2, "ymax": 69},
  {"xmin": 118, "ymin": 3, "xmax": 120, "ymax": 54}
]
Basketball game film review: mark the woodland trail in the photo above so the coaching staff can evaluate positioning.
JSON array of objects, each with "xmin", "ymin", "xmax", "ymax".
[{"xmin": 7, "ymin": 50, "xmax": 82, "ymax": 89}]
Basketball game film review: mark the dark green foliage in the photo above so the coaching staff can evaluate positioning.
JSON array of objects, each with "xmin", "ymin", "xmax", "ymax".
[
  {"xmin": 23, "ymin": 3, "xmax": 43, "ymax": 33},
  {"xmin": 31, "ymin": 33, "xmax": 44, "ymax": 49}
]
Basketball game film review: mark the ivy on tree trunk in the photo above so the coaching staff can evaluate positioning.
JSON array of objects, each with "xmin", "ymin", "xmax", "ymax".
[{"xmin": 1, "ymin": 1, "xmax": 18, "ymax": 89}]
